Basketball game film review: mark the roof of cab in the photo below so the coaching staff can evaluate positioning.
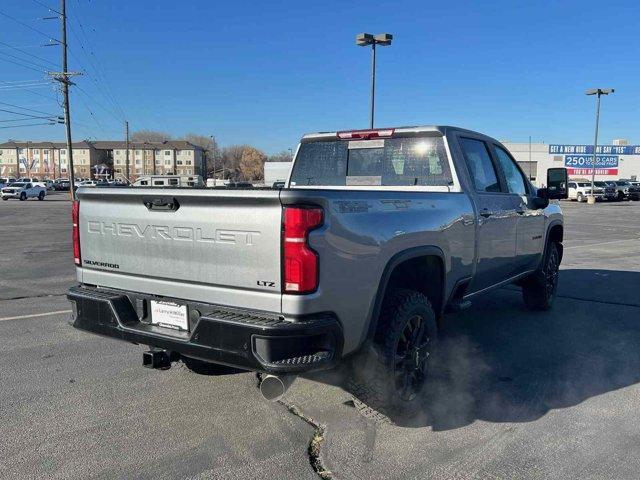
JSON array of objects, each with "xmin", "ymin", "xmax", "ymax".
[{"xmin": 300, "ymin": 125, "xmax": 497, "ymax": 141}]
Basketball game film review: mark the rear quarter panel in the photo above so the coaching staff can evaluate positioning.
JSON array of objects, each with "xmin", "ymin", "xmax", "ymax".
[{"xmin": 280, "ymin": 189, "xmax": 475, "ymax": 354}]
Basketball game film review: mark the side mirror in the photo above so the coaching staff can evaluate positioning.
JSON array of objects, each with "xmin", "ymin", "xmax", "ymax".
[{"xmin": 546, "ymin": 167, "xmax": 568, "ymax": 200}]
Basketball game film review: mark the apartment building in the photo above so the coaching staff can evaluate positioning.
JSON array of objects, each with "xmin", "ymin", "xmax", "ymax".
[
  {"xmin": 0, "ymin": 141, "xmax": 107, "ymax": 179},
  {"xmin": 0, "ymin": 139, "xmax": 205, "ymax": 181},
  {"xmin": 94, "ymin": 140, "xmax": 205, "ymax": 180}
]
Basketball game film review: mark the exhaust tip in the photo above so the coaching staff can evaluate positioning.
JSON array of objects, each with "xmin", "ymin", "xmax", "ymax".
[{"xmin": 259, "ymin": 374, "xmax": 294, "ymax": 401}]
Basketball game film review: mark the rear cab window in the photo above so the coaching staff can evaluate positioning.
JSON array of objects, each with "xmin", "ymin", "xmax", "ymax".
[
  {"xmin": 458, "ymin": 137, "xmax": 501, "ymax": 193},
  {"xmin": 290, "ymin": 134, "xmax": 454, "ymax": 189}
]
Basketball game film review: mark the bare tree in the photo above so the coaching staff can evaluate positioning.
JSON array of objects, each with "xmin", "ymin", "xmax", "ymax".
[
  {"xmin": 267, "ymin": 150, "xmax": 293, "ymax": 163},
  {"xmin": 239, "ymin": 146, "xmax": 267, "ymax": 181},
  {"xmin": 184, "ymin": 133, "xmax": 220, "ymax": 176},
  {"xmin": 131, "ymin": 129, "xmax": 172, "ymax": 142},
  {"xmin": 220, "ymin": 145, "xmax": 247, "ymax": 180}
]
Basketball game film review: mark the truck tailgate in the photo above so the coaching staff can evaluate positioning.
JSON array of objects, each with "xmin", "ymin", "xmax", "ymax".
[{"xmin": 77, "ymin": 187, "xmax": 283, "ymax": 310}]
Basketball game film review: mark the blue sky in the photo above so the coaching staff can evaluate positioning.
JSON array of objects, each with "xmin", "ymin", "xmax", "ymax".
[{"xmin": 1, "ymin": 0, "xmax": 638, "ymax": 153}]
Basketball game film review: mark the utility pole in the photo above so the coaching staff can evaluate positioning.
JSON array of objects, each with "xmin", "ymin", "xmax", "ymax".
[
  {"xmin": 125, "ymin": 120, "xmax": 130, "ymax": 182},
  {"xmin": 60, "ymin": 0, "xmax": 75, "ymax": 198},
  {"xmin": 48, "ymin": 0, "xmax": 81, "ymax": 199}
]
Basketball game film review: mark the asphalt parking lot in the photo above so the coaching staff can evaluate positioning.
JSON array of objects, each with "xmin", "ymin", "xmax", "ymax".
[{"xmin": 1, "ymin": 193, "xmax": 640, "ymax": 480}]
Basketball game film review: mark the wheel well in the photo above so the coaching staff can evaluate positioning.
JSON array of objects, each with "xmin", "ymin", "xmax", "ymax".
[
  {"xmin": 547, "ymin": 224, "xmax": 564, "ymax": 262},
  {"xmin": 381, "ymin": 255, "xmax": 444, "ymax": 319},
  {"xmin": 549, "ymin": 224, "xmax": 563, "ymax": 244}
]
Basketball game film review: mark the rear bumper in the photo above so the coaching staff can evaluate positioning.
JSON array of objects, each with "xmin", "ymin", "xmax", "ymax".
[{"xmin": 68, "ymin": 285, "xmax": 343, "ymax": 374}]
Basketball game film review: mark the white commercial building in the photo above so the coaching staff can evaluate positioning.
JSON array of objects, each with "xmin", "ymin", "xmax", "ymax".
[
  {"xmin": 264, "ymin": 161, "xmax": 292, "ymax": 185},
  {"xmin": 503, "ymin": 139, "xmax": 640, "ymax": 185}
]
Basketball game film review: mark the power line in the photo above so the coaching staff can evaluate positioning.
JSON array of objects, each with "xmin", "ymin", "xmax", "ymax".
[
  {"xmin": 0, "ymin": 49, "xmax": 54, "ymax": 71},
  {"xmin": 0, "ymin": 80, "xmax": 60, "ymax": 103},
  {"xmin": 74, "ymin": 90, "xmax": 107, "ymax": 136},
  {"xmin": 0, "ymin": 40, "xmax": 58, "ymax": 67},
  {"xmin": 0, "ymin": 9, "xmax": 59, "ymax": 42},
  {"xmin": 75, "ymin": 84, "xmax": 122, "ymax": 123},
  {"xmin": 0, "ymin": 100, "xmax": 57, "ymax": 116},
  {"xmin": 66, "ymin": 25, "xmax": 124, "ymax": 121},
  {"xmin": 0, "ymin": 121, "xmax": 55, "ymax": 129},
  {"xmin": 68, "ymin": 4, "xmax": 125, "ymax": 119},
  {"xmin": 31, "ymin": 0, "xmax": 60, "ymax": 12},
  {"xmin": 0, "ymin": 53, "xmax": 49, "ymax": 73},
  {"xmin": 0, "ymin": 78, "xmax": 46, "ymax": 83},
  {"xmin": 0, "ymin": 82, "xmax": 52, "ymax": 90},
  {"xmin": 0, "ymin": 107, "xmax": 57, "ymax": 119},
  {"xmin": 0, "ymin": 115, "xmax": 56, "ymax": 123}
]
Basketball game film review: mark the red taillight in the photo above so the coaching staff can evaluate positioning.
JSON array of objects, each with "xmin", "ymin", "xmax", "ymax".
[
  {"xmin": 283, "ymin": 207, "xmax": 323, "ymax": 294},
  {"xmin": 72, "ymin": 200, "xmax": 81, "ymax": 266},
  {"xmin": 337, "ymin": 128, "xmax": 394, "ymax": 140}
]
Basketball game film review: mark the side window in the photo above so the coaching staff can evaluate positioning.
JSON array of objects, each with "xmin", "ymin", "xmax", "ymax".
[
  {"xmin": 459, "ymin": 138, "xmax": 500, "ymax": 193},
  {"xmin": 493, "ymin": 146, "xmax": 527, "ymax": 195},
  {"xmin": 568, "ymin": 182, "xmax": 577, "ymax": 189}
]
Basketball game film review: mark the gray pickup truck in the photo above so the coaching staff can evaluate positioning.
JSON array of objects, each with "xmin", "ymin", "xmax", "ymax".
[{"xmin": 68, "ymin": 125, "xmax": 568, "ymax": 412}]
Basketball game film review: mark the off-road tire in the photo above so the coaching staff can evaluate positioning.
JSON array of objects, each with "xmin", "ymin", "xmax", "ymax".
[
  {"xmin": 577, "ymin": 193, "xmax": 585, "ymax": 203},
  {"xmin": 38, "ymin": 191, "xmax": 45, "ymax": 201},
  {"xmin": 348, "ymin": 289, "xmax": 437, "ymax": 420},
  {"xmin": 19, "ymin": 192, "xmax": 26, "ymax": 201},
  {"xmin": 522, "ymin": 241, "xmax": 561, "ymax": 311}
]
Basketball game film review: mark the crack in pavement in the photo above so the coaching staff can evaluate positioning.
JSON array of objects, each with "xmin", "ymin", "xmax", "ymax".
[
  {"xmin": 0, "ymin": 292, "xmax": 68, "ymax": 302},
  {"xmin": 278, "ymin": 400, "xmax": 333, "ymax": 480}
]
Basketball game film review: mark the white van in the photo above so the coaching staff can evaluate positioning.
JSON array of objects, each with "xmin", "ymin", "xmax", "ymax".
[{"xmin": 133, "ymin": 175, "xmax": 203, "ymax": 187}]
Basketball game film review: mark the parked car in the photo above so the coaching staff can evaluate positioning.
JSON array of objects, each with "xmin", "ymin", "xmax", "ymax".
[
  {"xmin": 53, "ymin": 179, "xmax": 71, "ymax": 191},
  {"xmin": 68, "ymin": 125, "xmax": 568, "ymax": 413},
  {"xmin": 74, "ymin": 180, "xmax": 98, "ymax": 191},
  {"xmin": 615, "ymin": 180, "xmax": 640, "ymax": 200},
  {"xmin": 1, "ymin": 182, "xmax": 46, "ymax": 201},
  {"xmin": 0, "ymin": 177, "xmax": 17, "ymax": 188},
  {"xmin": 567, "ymin": 181, "xmax": 604, "ymax": 202},
  {"xmin": 17, "ymin": 176, "xmax": 51, "ymax": 190},
  {"xmin": 593, "ymin": 181, "xmax": 617, "ymax": 201}
]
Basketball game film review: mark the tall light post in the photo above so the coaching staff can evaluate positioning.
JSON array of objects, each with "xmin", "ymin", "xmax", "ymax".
[
  {"xmin": 356, "ymin": 33, "xmax": 393, "ymax": 129},
  {"xmin": 210, "ymin": 135, "xmax": 216, "ymax": 182},
  {"xmin": 585, "ymin": 88, "xmax": 614, "ymax": 204}
]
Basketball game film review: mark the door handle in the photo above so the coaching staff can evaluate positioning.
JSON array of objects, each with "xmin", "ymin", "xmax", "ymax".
[
  {"xmin": 143, "ymin": 196, "xmax": 180, "ymax": 211},
  {"xmin": 480, "ymin": 209, "xmax": 492, "ymax": 218},
  {"xmin": 515, "ymin": 207, "xmax": 526, "ymax": 215}
]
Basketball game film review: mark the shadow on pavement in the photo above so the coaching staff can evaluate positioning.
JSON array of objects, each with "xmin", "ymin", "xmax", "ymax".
[{"xmin": 310, "ymin": 268, "xmax": 640, "ymax": 430}]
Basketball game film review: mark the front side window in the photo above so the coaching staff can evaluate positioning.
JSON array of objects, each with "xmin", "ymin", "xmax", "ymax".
[
  {"xmin": 459, "ymin": 138, "xmax": 500, "ymax": 193},
  {"xmin": 290, "ymin": 136, "xmax": 452, "ymax": 187},
  {"xmin": 493, "ymin": 145, "xmax": 527, "ymax": 195}
]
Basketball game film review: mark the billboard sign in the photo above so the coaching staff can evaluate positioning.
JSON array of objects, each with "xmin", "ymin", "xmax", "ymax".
[
  {"xmin": 564, "ymin": 155, "xmax": 619, "ymax": 176},
  {"xmin": 550, "ymin": 144, "xmax": 640, "ymax": 155}
]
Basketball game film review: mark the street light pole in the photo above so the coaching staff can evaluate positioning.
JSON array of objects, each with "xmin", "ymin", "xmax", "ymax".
[
  {"xmin": 585, "ymin": 88, "xmax": 614, "ymax": 205},
  {"xmin": 356, "ymin": 33, "xmax": 392, "ymax": 129},
  {"xmin": 210, "ymin": 135, "xmax": 215, "ymax": 183},
  {"xmin": 369, "ymin": 42, "xmax": 376, "ymax": 129}
]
